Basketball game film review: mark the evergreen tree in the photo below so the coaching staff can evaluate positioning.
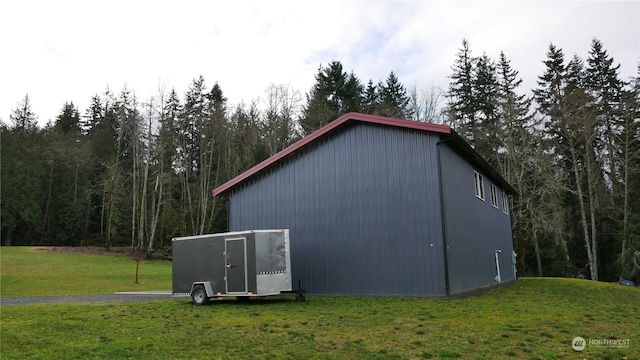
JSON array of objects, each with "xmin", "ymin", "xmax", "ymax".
[
  {"xmin": 472, "ymin": 53, "xmax": 500, "ymax": 159},
  {"xmin": 619, "ymin": 64, "xmax": 640, "ymax": 281},
  {"xmin": 179, "ymin": 75, "xmax": 208, "ymax": 174},
  {"xmin": 344, "ymin": 71, "xmax": 364, "ymax": 113},
  {"xmin": 586, "ymin": 38, "xmax": 625, "ymax": 204},
  {"xmin": 55, "ymin": 102, "xmax": 81, "ymax": 137},
  {"xmin": 301, "ymin": 61, "xmax": 363, "ymax": 134},
  {"xmin": 496, "ymin": 51, "xmax": 560, "ymax": 277},
  {"xmin": 85, "ymin": 88, "xmax": 119, "ymax": 164},
  {"xmin": 496, "ymin": 51, "xmax": 532, "ymax": 129},
  {"xmin": 535, "ymin": 47, "xmax": 602, "ymax": 280},
  {"xmin": 160, "ymin": 87, "xmax": 182, "ymax": 167},
  {"xmin": 82, "ymin": 95, "xmax": 103, "ymax": 136},
  {"xmin": 114, "ymin": 85, "xmax": 141, "ymax": 171},
  {"xmin": 363, "ymin": 80, "xmax": 379, "ymax": 114},
  {"xmin": 203, "ymin": 81, "xmax": 228, "ymax": 233},
  {"xmin": 41, "ymin": 103, "xmax": 90, "ymax": 244},
  {"xmin": 2, "ymin": 99, "xmax": 44, "ymax": 245},
  {"xmin": 154, "ymin": 87, "xmax": 183, "ymax": 243},
  {"xmin": 446, "ymin": 39, "xmax": 477, "ymax": 143},
  {"xmin": 208, "ymin": 82, "xmax": 227, "ymax": 122},
  {"xmin": 9, "ymin": 94, "xmax": 38, "ymax": 133},
  {"xmin": 229, "ymin": 101, "xmax": 262, "ymax": 176},
  {"xmin": 378, "ymin": 71, "xmax": 410, "ymax": 118},
  {"xmin": 533, "ymin": 44, "xmax": 566, "ymax": 131}
]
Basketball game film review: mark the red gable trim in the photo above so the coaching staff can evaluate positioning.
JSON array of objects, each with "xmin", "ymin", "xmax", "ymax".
[{"xmin": 212, "ymin": 112, "xmax": 451, "ymax": 197}]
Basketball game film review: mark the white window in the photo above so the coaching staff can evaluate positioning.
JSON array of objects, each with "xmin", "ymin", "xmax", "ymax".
[
  {"xmin": 490, "ymin": 184, "xmax": 498, "ymax": 208},
  {"xmin": 502, "ymin": 190, "xmax": 509, "ymax": 215},
  {"xmin": 474, "ymin": 171, "xmax": 485, "ymax": 200}
]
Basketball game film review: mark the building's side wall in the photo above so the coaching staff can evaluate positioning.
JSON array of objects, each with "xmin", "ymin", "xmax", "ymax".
[
  {"xmin": 228, "ymin": 123, "xmax": 447, "ymax": 296},
  {"xmin": 438, "ymin": 144, "xmax": 516, "ymax": 294}
]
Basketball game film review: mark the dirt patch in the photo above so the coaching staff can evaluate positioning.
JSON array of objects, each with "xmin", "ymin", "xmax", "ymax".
[{"xmin": 30, "ymin": 246, "xmax": 172, "ymax": 260}]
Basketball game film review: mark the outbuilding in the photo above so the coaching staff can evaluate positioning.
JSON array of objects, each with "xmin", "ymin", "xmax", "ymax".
[{"xmin": 213, "ymin": 112, "xmax": 516, "ymax": 296}]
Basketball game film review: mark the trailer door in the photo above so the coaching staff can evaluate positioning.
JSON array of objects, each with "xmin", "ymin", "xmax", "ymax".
[{"xmin": 225, "ymin": 238, "xmax": 247, "ymax": 293}]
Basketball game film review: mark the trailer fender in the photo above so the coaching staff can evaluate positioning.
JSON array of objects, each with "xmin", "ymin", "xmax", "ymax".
[{"xmin": 190, "ymin": 281, "xmax": 215, "ymax": 298}]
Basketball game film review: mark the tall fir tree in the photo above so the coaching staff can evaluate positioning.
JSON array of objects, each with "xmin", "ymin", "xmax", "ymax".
[
  {"xmin": 533, "ymin": 43, "xmax": 566, "ymax": 148},
  {"xmin": 55, "ymin": 102, "xmax": 81, "ymax": 137},
  {"xmin": 2, "ymin": 97, "xmax": 44, "ymax": 245},
  {"xmin": 535, "ymin": 46, "xmax": 602, "ymax": 280},
  {"xmin": 586, "ymin": 38, "xmax": 625, "ymax": 204},
  {"xmin": 301, "ymin": 61, "xmax": 363, "ymax": 134},
  {"xmin": 9, "ymin": 94, "xmax": 38, "ymax": 133},
  {"xmin": 619, "ymin": 64, "xmax": 640, "ymax": 280},
  {"xmin": 446, "ymin": 39, "xmax": 477, "ymax": 143},
  {"xmin": 378, "ymin": 71, "xmax": 410, "ymax": 118},
  {"xmin": 496, "ymin": 51, "xmax": 532, "ymax": 129},
  {"xmin": 363, "ymin": 80, "xmax": 379, "ymax": 114},
  {"xmin": 472, "ymin": 53, "xmax": 500, "ymax": 160}
]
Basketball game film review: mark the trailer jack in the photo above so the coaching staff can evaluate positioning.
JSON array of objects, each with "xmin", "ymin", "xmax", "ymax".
[{"xmin": 282, "ymin": 280, "xmax": 307, "ymax": 302}]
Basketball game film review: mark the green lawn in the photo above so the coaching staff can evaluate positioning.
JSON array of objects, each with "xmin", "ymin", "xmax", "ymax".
[
  {"xmin": 1, "ymin": 247, "xmax": 639, "ymax": 359},
  {"xmin": 0, "ymin": 247, "xmax": 171, "ymax": 296}
]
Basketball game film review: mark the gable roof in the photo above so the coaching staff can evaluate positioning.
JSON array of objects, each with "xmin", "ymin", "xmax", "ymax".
[{"xmin": 213, "ymin": 112, "xmax": 515, "ymax": 197}]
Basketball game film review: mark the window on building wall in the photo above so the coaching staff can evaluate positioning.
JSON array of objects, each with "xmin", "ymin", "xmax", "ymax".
[
  {"xmin": 490, "ymin": 184, "xmax": 498, "ymax": 208},
  {"xmin": 502, "ymin": 190, "xmax": 509, "ymax": 215},
  {"xmin": 474, "ymin": 171, "xmax": 485, "ymax": 200}
]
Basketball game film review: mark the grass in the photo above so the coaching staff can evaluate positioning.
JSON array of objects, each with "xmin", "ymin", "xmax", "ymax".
[
  {"xmin": 0, "ymin": 247, "xmax": 171, "ymax": 296},
  {"xmin": 1, "ymin": 247, "xmax": 639, "ymax": 359}
]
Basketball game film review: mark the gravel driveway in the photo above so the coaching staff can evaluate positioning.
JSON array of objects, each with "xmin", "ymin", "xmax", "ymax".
[{"xmin": 0, "ymin": 291, "xmax": 176, "ymax": 306}]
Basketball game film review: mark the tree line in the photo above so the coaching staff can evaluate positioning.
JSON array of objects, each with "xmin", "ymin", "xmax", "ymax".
[
  {"xmin": 1, "ymin": 65, "xmax": 414, "ymax": 251},
  {"xmin": 2, "ymin": 38, "xmax": 639, "ymax": 282},
  {"xmin": 446, "ymin": 38, "xmax": 639, "ymax": 282}
]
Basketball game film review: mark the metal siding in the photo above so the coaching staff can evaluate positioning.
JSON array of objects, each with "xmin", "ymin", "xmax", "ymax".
[
  {"xmin": 439, "ymin": 144, "xmax": 515, "ymax": 294},
  {"xmin": 229, "ymin": 123, "xmax": 447, "ymax": 296}
]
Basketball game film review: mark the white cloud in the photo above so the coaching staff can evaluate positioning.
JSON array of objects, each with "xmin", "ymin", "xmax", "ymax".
[{"xmin": 1, "ymin": 0, "xmax": 638, "ymax": 125}]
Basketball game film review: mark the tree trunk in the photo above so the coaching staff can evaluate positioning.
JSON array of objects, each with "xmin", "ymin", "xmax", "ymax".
[
  {"xmin": 40, "ymin": 159, "xmax": 55, "ymax": 240},
  {"xmin": 620, "ymin": 112, "xmax": 631, "ymax": 276},
  {"xmin": 148, "ymin": 172, "xmax": 163, "ymax": 253},
  {"xmin": 138, "ymin": 116, "xmax": 152, "ymax": 250},
  {"xmin": 532, "ymin": 223, "xmax": 543, "ymax": 277},
  {"xmin": 586, "ymin": 149, "xmax": 599, "ymax": 280},
  {"xmin": 101, "ymin": 184, "xmax": 107, "ymax": 245},
  {"xmin": 4, "ymin": 228, "xmax": 12, "ymax": 246},
  {"xmin": 131, "ymin": 137, "xmax": 137, "ymax": 250},
  {"xmin": 570, "ymin": 147, "xmax": 597, "ymax": 280}
]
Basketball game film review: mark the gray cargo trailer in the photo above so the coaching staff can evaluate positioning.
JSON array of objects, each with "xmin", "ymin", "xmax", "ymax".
[{"xmin": 172, "ymin": 229, "xmax": 293, "ymax": 305}]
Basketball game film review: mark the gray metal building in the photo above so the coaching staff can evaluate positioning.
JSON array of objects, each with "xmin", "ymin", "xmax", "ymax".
[{"xmin": 213, "ymin": 113, "xmax": 516, "ymax": 296}]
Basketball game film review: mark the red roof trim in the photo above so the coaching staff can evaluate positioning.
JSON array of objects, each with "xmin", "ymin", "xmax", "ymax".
[{"xmin": 212, "ymin": 112, "xmax": 451, "ymax": 197}]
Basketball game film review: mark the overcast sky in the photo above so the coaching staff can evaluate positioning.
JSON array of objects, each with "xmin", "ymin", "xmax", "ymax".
[{"xmin": 1, "ymin": 1, "xmax": 638, "ymax": 126}]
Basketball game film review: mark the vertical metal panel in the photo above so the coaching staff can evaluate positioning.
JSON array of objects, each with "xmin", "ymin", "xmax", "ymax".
[
  {"xmin": 438, "ymin": 144, "xmax": 515, "ymax": 294},
  {"xmin": 229, "ymin": 123, "xmax": 447, "ymax": 296}
]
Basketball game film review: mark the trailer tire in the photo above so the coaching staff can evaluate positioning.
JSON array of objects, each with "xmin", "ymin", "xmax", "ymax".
[{"xmin": 191, "ymin": 285, "xmax": 209, "ymax": 305}]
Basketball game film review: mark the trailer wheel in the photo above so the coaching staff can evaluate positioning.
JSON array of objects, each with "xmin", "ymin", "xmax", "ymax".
[{"xmin": 191, "ymin": 285, "xmax": 209, "ymax": 305}]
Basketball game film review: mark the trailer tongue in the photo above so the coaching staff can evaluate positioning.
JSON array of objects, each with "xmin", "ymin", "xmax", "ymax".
[{"xmin": 172, "ymin": 229, "xmax": 303, "ymax": 305}]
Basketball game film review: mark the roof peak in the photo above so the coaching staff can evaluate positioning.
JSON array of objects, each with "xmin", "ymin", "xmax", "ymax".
[{"xmin": 213, "ymin": 113, "xmax": 452, "ymax": 197}]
